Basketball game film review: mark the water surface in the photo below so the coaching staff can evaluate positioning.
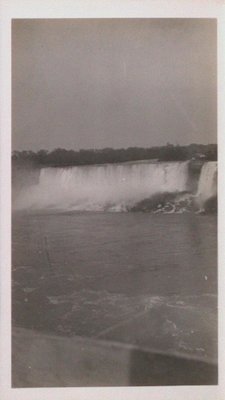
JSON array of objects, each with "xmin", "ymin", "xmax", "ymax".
[{"xmin": 12, "ymin": 212, "xmax": 217, "ymax": 362}]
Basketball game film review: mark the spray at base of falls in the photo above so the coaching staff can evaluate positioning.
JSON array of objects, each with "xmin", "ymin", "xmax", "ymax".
[{"xmin": 13, "ymin": 161, "xmax": 217, "ymax": 213}]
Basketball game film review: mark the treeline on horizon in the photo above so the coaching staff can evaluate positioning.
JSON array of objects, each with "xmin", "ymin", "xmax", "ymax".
[{"xmin": 12, "ymin": 143, "xmax": 217, "ymax": 168}]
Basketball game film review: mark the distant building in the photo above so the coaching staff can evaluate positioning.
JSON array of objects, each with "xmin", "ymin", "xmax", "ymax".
[{"xmin": 192, "ymin": 153, "xmax": 206, "ymax": 161}]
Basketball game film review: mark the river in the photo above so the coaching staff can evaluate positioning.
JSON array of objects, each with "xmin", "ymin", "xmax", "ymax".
[{"xmin": 12, "ymin": 211, "xmax": 217, "ymax": 363}]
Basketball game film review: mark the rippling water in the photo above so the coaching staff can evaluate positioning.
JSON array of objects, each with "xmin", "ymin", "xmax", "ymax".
[{"xmin": 12, "ymin": 211, "xmax": 217, "ymax": 362}]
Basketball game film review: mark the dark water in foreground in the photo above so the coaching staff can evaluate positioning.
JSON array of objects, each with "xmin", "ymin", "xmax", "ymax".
[{"xmin": 12, "ymin": 212, "xmax": 217, "ymax": 363}]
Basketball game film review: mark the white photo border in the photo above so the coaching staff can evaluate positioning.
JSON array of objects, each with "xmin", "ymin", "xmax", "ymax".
[{"xmin": 1, "ymin": 1, "xmax": 225, "ymax": 399}]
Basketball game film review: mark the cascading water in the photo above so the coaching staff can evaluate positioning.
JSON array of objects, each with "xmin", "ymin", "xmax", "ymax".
[
  {"xmin": 13, "ymin": 160, "xmax": 217, "ymax": 213},
  {"xmin": 14, "ymin": 161, "xmax": 189, "ymax": 211},
  {"xmin": 196, "ymin": 162, "xmax": 217, "ymax": 209}
]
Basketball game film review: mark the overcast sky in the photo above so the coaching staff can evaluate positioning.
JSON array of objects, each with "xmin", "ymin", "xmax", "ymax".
[{"xmin": 12, "ymin": 19, "xmax": 217, "ymax": 151}]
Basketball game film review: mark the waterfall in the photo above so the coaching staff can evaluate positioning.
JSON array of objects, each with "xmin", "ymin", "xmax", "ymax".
[
  {"xmin": 13, "ymin": 160, "xmax": 217, "ymax": 213},
  {"xmin": 197, "ymin": 162, "xmax": 217, "ymax": 208},
  {"xmin": 14, "ymin": 161, "xmax": 189, "ymax": 211}
]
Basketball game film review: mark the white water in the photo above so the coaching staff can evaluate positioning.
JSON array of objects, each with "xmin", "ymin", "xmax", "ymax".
[
  {"xmin": 14, "ymin": 160, "xmax": 217, "ymax": 212},
  {"xmin": 197, "ymin": 162, "xmax": 217, "ymax": 207},
  {"xmin": 14, "ymin": 161, "xmax": 189, "ymax": 211}
]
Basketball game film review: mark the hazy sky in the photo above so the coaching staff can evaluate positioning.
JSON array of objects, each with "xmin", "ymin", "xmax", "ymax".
[{"xmin": 12, "ymin": 19, "xmax": 217, "ymax": 151}]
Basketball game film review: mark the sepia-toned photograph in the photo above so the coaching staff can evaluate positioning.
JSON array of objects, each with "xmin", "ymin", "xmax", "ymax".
[{"xmin": 11, "ymin": 18, "xmax": 217, "ymax": 388}]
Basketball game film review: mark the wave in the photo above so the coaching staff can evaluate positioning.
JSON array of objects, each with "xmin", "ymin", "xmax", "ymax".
[{"xmin": 13, "ymin": 160, "xmax": 217, "ymax": 213}]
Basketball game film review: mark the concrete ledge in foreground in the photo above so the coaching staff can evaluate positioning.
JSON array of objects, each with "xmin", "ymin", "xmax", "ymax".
[{"xmin": 12, "ymin": 327, "xmax": 217, "ymax": 387}]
